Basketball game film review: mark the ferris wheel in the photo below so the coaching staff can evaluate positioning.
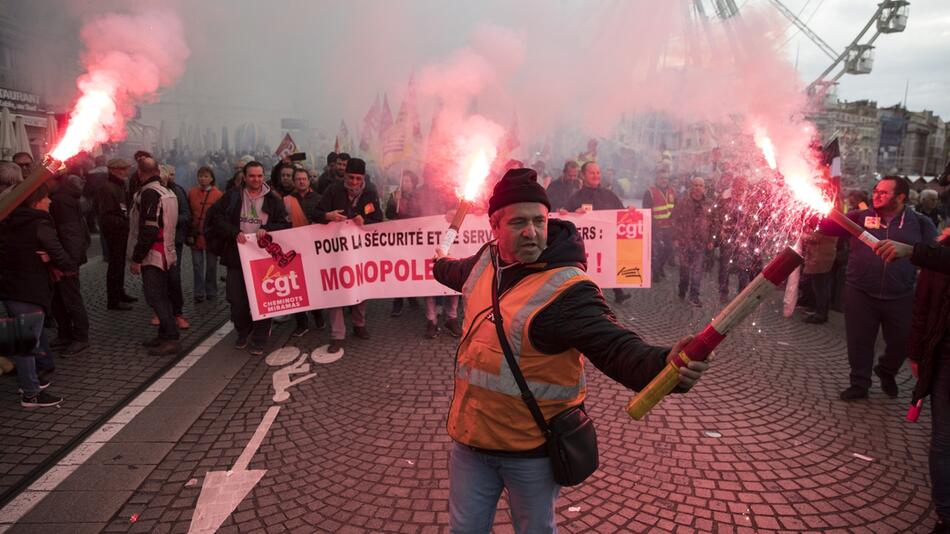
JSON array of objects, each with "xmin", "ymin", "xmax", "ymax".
[
  {"xmin": 766, "ymin": 0, "xmax": 909, "ymax": 103},
  {"xmin": 690, "ymin": 0, "xmax": 910, "ymax": 104}
]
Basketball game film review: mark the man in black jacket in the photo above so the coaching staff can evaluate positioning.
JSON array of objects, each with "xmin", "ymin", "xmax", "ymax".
[
  {"xmin": 96, "ymin": 158, "xmax": 137, "ymax": 310},
  {"xmin": 313, "ymin": 158, "xmax": 382, "ymax": 353},
  {"xmin": 432, "ymin": 168, "xmax": 707, "ymax": 532},
  {"xmin": 50, "ymin": 174, "xmax": 92, "ymax": 356},
  {"xmin": 876, "ymin": 231, "xmax": 950, "ymax": 533},
  {"xmin": 209, "ymin": 161, "xmax": 290, "ymax": 355},
  {"xmin": 564, "ymin": 161, "xmax": 630, "ymax": 304}
]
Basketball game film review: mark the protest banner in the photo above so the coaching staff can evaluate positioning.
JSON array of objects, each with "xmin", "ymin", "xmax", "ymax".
[{"xmin": 238, "ymin": 210, "xmax": 651, "ymax": 320}]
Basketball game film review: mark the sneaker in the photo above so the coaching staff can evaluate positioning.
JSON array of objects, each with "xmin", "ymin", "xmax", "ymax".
[
  {"xmin": 291, "ymin": 325, "xmax": 310, "ymax": 337},
  {"xmin": 425, "ymin": 320, "xmax": 439, "ymax": 339},
  {"xmin": 390, "ymin": 301, "xmax": 405, "ymax": 317},
  {"xmin": 142, "ymin": 337, "xmax": 162, "ymax": 348},
  {"xmin": 614, "ymin": 291, "xmax": 631, "ymax": 305},
  {"xmin": 235, "ymin": 335, "xmax": 249, "ymax": 350},
  {"xmin": 21, "ymin": 391, "xmax": 63, "ymax": 408},
  {"xmin": 249, "ymin": 344, "xmax": 265, "ymax": 356},
  {"xmin": 18, "ymin": 377, "xmax": 51, "ymax": 395},
  {"xmin": 839, "ymin": 385, "xmax": 869, "ymax": 401},
  {"xmin": 353, "ymin": 326, "xmax": 370, "ymax": 340},
  {"xmin": 194, "ymin": 296, "xmax": 205, "ymax": 304},
  {"xmin": 150, "ymin": 315, "xmax": 160, "ymax": 326},
  {"xmin": 148, "ymin": 340, "xmax": 180, "ymax": 356},
  {"xmin": 61, "ymin": 341, "xmax": 90, "ymax": 356},
  {"xmin": 107, "ymin": 303, "xmax": 133, "ymax": 311},
  {"xmin": 874, "ymin": 365, "xmax": 898, "ymax": 398},
  {"xmin": 803, "ymin": 314, "xmax": 827, "ymax": 324},
  {"xmin": 327, "ymin": 340, "xmax": 344, "ymax": 354},
  {"xmin": 176, "ymin": 315, "xmax": 190, "ymax": 329},
  {"xmin": 444, "ymin": 317, "xmax": 462, "ymax": 338},
  {"xmin": 689, "ymin": 297, "xmax": 702, "ymax": 308},
  {"xmin": 120, "ymin": 294, "xmax": 138, "ymax": 303}
]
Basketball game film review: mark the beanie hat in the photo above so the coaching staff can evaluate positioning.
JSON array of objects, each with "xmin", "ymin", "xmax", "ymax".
[
  {"xmin": 488, "ymin": 168, "xmax": 550, "ymax": 216},
  {"xmin": 345, "ymin": 158, "xmax": 366, "ymax": 175}
]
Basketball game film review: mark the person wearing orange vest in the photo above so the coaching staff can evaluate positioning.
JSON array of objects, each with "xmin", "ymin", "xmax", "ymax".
[
  {"xmin": 433, "ymin": 168, "xmax": 709, "ymax": 533},
  {"xmin": 641, "ymin": 168, "xmax": 676, "ymax": 281}
]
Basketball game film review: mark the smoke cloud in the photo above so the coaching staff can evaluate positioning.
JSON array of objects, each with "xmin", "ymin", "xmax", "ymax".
[{"xmin": 52, "ymin": 8, "xmax": 189, "ymax": 159}]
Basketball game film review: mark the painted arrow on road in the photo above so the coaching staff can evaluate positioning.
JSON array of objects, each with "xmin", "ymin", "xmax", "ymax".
[{"xmin": 188, "ymin": 405, "xmax": 281, "ymax": 534}]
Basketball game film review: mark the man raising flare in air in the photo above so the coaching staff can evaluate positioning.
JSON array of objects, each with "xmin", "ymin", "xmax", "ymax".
[{"xmin": 433, "ymin": 167, "xmax": 708, "ymax": 533}]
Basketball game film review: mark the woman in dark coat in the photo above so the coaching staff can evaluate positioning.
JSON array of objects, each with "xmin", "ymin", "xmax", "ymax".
[{"xmin": 0, "ymin": 185, "xmax": 77, "ymax": 407}]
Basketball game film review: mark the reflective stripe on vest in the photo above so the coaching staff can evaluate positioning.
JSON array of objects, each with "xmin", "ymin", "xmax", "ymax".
[
  {"xmin": 450, "ymin": 253, "xmax": 589, "ymax": 450},
  {"xmin": 650, "ymin": 187, "xmax": 674, "ymax": 220},
  {"xmin": 458, "ymin": 265, "xmax": 588, "ymax": 400}
]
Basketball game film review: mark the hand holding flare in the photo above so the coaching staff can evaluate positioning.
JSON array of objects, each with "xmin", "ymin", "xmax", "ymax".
[{"xmin": 439, "ymin": 147, "xmax": 491, "ymax": 256}]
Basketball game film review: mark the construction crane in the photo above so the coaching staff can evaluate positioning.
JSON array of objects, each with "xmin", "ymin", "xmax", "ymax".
[{"xmin": 766, "ymin": 0, "xmax": 910, "ymax": 102}]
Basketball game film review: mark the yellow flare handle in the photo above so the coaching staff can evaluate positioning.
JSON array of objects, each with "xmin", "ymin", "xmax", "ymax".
[{"xmin": 626, "ymin": 361, "xmax": 682, "ymax": 420}]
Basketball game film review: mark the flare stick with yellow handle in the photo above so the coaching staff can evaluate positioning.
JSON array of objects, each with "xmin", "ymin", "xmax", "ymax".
[{"xmin": 626, "ymin": 246, "xmax": 803, "ymax": 420}]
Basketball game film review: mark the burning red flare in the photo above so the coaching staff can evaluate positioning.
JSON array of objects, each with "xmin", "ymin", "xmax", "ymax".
[
  {"xmin": 49, "ymin": 9, "xmax": 189, "ymax": 161},
  {"xmin": 753, "ymin": 127, "xmax": 833, "ymax": 215}
]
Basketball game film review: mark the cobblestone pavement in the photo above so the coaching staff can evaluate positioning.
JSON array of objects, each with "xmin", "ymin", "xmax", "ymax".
[
  {"xmin": 0, "ymin": 244, "xmax": 230, "ymax": 502},
  {"xmin": 16, "ymin": 270, "xmax": 940, "ymax": 532}
]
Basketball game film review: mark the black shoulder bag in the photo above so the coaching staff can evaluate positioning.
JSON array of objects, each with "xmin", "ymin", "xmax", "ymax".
[{"xmin": 490, "ymin": 267, "xmax": 598, "ymax": 487}]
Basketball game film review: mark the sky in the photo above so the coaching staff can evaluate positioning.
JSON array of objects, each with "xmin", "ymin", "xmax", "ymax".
[
  {"xmin": 8, "ymin": 0, "xmax": 949, "ymax": 154},
  {"xmin": 759, "ymin": 0, "xmax": 949, "ymax": 116}
]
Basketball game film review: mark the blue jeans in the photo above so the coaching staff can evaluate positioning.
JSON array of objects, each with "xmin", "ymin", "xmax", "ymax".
[
  {"xmin": 191, "ymin": 247, "xmax": 218, "ymax": 299},
  {"xmin": 5, "ymin": 301, "xmax": 53, "ymax": 396},
  {"xmin": 449, "ymin": 442, "xmax": 559, "ymax": 534}
]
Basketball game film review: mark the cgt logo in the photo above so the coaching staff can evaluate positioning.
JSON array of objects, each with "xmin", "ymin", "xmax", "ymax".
[
  {"xmin": 262, "ymin": 267, "xmax": 300, "ymax": 296},
  {"xmin": 616, "ymin": 210, "xmax": 645, "ymax": 240},
  {"xmin": 250, "ymin": 255, "xmax": 309, "ymax": 315}
]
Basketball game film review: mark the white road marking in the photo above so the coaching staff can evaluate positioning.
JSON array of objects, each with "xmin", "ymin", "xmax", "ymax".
[{"xmin": 0, "ymin": 322, "xmax": 234, "ymax": 529}]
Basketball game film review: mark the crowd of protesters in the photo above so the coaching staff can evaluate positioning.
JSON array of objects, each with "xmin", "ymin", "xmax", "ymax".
[{"xmin": 3, "ymin": 139, "xmax": 950, "ymax": 531}]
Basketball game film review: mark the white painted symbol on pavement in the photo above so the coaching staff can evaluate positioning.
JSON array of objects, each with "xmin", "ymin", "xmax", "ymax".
[
  {"xmin": 188, "ymin": 344, "xmax": 344, "ymax": 532},
  {"xmin": 188, "ymin": 405, "xmax": 280, "ymax": 534},
  {"xmin": 266, "ymin": 347, "xmax": 316, "ymax": 403}
]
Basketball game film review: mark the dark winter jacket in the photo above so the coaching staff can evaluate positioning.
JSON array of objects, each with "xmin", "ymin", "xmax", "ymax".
[
  {"xmin": 671, "ymin": 193, "xmax": 711, "ymax": 250},
  {"xmin": 546, "ymin": 177, "xmax": 580, "ymax": 212},
  {"xmin": 208, "ymin": 186, "xmax": 290, "ymax": 269},
  {"xmin": 168, "ymin": 182, "xmax": 191, "ymax": 247},
  {"xmin": 291, "ymin": 189, "xmax": 321, "ymax": 223},
  {"xmin": 434, "ymin": 218, "xmax": 672, "ymax": 392},
  {"xmin": 315, "ymin": 170, "xmax": 339, "ymax": 195},
  {"xmin": 96, "ymin": 173, "xmax": 129, "ymax": 239},
  {"xmin": 820, "ymin": 206, "xmax": 937, "ymax": 299},
  {"xmin": 909, "ymin": 239, "xmax": 950, "ymax": 404},
  {"xmin": 0, "ymin": 206, "xmax": 78, "ymax": 310},
  {"xmin": 910, "ymin": 241, "xmax": 950, "ymax": 274},
  {"xmin": 50, "ymin": 179, "xmax": 91, "ymax": 267},
  {"xmin": 566, "ymin": 185, "xmax": 624, "ymax": 212},
  {"xmin": 312, "ymin": 182, "xmax": 383, "ymax": 225}
]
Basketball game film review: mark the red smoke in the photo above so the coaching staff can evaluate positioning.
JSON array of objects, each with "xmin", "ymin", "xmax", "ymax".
[{"xmin": 52, "ymin": 9, "xmax": 189, "ymax": 161}]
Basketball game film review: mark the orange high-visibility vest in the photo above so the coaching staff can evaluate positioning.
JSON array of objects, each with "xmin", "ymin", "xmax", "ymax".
[
  {"xmin": 649, "ymin": 186, "xmax": 675, "ymax": 228},
  {"xmin": 449, "ymin": 247, "xmax": 589, "ymax": 451}
]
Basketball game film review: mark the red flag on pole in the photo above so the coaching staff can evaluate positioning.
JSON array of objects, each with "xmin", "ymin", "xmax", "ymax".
[{"xmin": 275, "ymin": 133, "xmax": 298, "ymax": 160}]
